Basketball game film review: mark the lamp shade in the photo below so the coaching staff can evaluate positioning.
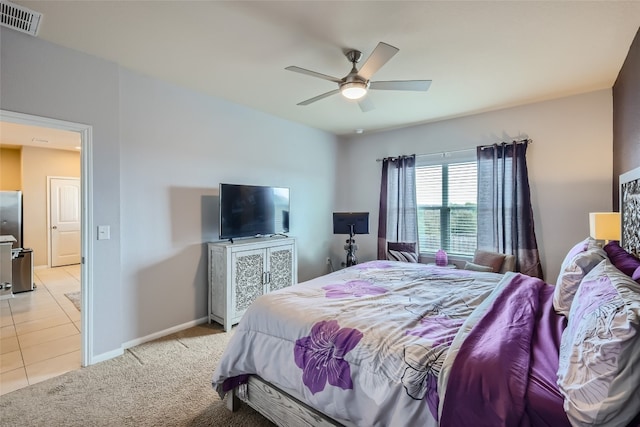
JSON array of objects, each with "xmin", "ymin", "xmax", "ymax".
[{"xmin": 589, "ymin": 212, "xmax": 621, "ymax": 241}]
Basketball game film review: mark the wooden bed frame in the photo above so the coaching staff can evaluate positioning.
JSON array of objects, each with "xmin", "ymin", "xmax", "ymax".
[
  {"xmin": 225, "ymin": 165, "xmax": 640, "ymax": 427},
  {"xmin": 226, "ymin": 375, "xmax": 346, "ymax": 426}
]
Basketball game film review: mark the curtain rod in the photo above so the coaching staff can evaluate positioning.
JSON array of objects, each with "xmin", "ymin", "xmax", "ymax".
[
  {"xmin": 376, "ymin": 139, "xmax": 532, "ymax": 162},
  {"xmin": 478, "ymin": 138, "xmax": 532, "ymax": 150},
  {"xmin": 376, "ymin": 147, "xmax": 475, "ymax": 162}
]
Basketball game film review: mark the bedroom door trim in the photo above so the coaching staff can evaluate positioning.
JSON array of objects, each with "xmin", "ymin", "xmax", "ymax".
[{"xmin": 0, "ymin": 109, "xmax": 94, "ymax": 367}]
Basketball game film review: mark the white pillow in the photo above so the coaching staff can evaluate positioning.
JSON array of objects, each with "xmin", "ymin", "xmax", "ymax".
[
  {"xmin": 463, "ymin": 261, "xmax": 494, "ymax": 272},
  {"xmin": 557, "ymin": 259, "xmax": 640, "ymax": 426},
  {"xmin": 553, "ymin": 237, "xmax": 606, "ymax": 317}
]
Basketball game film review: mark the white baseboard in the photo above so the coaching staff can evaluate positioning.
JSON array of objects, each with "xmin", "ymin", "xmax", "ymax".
[
  {"xmin": 90, "ymin": 347, "xmax": 124, "ymax": 365},
  {"xmin": 88, "ymin": 317, "xmax": 209, "ymax": 364},
  {"xmin": 122, "ymin": 316, "xmax": 209, "ymax": 350}
]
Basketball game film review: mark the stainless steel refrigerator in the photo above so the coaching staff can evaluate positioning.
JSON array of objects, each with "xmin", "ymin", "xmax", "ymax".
[{"xmin": 0, "ymin": 190, "xmax": 34, "ymax": 293}]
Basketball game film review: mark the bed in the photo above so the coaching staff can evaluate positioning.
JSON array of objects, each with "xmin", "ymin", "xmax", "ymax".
[{"xmin": 212, "ymin": 167, "xmax": 640, "ymax": 427}]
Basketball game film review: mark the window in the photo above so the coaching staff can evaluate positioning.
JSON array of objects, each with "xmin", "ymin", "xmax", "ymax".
[{"xmin": 416, "ymin": 155, "xmax": 477, "ymax": 256}]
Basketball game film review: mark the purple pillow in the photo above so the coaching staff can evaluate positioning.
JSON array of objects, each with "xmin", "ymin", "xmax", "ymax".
[{"xmin": 603, "ymin": 241, "xmax": 640, "ymax": 284}]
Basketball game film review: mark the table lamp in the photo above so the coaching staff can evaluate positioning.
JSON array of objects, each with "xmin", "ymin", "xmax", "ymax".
[{"xmin": 589, "ymin": 212, "xmax": 620, "ymax": 246}]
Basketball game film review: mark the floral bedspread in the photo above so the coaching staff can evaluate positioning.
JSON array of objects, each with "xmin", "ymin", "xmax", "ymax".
[{"xmin": 212, "ymin": 260, "xmax": 504, "ymax": 426}]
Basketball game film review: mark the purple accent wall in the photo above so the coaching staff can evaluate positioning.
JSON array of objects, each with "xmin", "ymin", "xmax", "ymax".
[{"xmin": 613, "ymin": 27, "xmax": 640, "ymax": 209}]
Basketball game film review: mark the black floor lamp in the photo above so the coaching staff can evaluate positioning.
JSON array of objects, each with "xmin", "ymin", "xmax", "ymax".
[{"xmin": 333, "ymin": 212, "xmax": 369, "ymax": 267}]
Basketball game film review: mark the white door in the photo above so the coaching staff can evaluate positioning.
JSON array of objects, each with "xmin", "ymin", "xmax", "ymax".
[{"xmin": 50, "ymin": 177, "xmax": 81, "ymax": 267}]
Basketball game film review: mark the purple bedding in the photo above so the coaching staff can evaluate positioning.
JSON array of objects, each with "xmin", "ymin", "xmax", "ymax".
[
  {"xmin": 524, "ymin": 283, "xmax": 570, "ymax": 427},
  {"xmin": 439, "ymin": 274, "xmax": 570, "ymax": 427}
]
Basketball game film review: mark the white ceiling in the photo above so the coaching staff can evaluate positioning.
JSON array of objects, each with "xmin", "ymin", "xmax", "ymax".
[
  {"xmin": 7, "ymin": 1, "xmax": 640, "ymax": 136},
  {"xmin": 0, "ymin": 121, "xmax": 80, "ymax": 151}
]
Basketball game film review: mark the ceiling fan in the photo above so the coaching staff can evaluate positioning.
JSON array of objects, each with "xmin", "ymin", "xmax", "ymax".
[{"xmin": 285, "ymin": 42, "xmax": 431, "ymax": 112}]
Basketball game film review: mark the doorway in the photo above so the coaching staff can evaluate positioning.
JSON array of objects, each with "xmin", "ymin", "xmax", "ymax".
[{"xmin": 0, "ymin": 110, "xmax": 93, "ymax": 368}]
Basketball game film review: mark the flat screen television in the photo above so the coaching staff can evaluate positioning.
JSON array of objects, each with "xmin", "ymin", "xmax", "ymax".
[
  {"xmin": 333, "ymin": 212, "xmax": 369, "ymax": 235},
  {"xmin": 219, "ymin": 183, "xmax": 290, "ymax": 240}
]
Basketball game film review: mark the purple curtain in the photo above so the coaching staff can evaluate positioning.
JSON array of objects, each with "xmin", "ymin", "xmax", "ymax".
[
  {"xmin": 477, "ymin": 142, "xmax": 544, "ymax": 279},
  {"xmin": 377, "ymin": 155, "xmax": 418, "ymax": 260}
]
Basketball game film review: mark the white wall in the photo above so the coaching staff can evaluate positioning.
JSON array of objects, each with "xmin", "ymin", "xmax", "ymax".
[
  {"xmin": 335, "ymin": 90, "xmax": 613, "ymax": 282},
  {"xmin": 1, "ymin": 27, "xmax": 339, "ymax": 360},
  {"xmin": 119, "ymin": 70, "xmax": 338, "ymax": 341},
  {"xmin": 1, "ymin": 27, "xmax": 123, "ymax": 358}
]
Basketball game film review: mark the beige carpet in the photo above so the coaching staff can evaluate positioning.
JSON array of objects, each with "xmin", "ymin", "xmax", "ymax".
[
  {"xmin": 0, "ymin": 325, "xmax": 274, "ymax": 427},
  {"xmin": 64, "ymin": 291, "xmax": 81, "ymax": 311}
]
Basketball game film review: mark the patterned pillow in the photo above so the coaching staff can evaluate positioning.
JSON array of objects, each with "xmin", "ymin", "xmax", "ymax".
[
  {"xmin": 553, "ymin": 237, "xmax": 607, "ymax": 317},
  {"xmin": 386, "ymin": 242, "xmax": 418, "ymax": 263},
  {"xmin": 557, "ymin": 259, "xmax": 640, "ymax": 426},
  {"xmin": 387, "ymin": 242, "xmax": 416, "ymax": 253},
  {"xmin": 604, "ymin": 240, "xmax": 640, "ymax": 284},
  {"xmin": 387, "ymin": 249, "xmax": 418, "ymax": 263}
]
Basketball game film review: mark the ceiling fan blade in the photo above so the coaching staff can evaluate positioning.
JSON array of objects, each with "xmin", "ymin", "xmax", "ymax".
[
  {"xmin": 357, "ymin": 42, "xmax": 399, "ymax": 80},
  {"xmin": 370, "ymin": 80, "xmax": 432, "ymax": 91},
  {"xmin": 358, "ymin": 96, "xmax": 375, "ymax": 112},
  {"xmin": 285, "ymin": 66, "xmax": 342, "ymax": 83},
  {"xmin": 297, "ymin": 89, "xmax": 341, "ymax": 106}
]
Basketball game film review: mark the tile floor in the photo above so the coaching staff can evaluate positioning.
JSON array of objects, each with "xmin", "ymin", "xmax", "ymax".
[{"xmin": 0, "ymin": 264, "xmax": 81, "ymax": 396}]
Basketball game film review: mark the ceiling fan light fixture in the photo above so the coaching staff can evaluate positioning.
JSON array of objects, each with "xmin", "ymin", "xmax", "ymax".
[
  {"xmin": 287, "ymin": 41, "xmax": 429, "ymax": 110},
  {"xmin": 340, "ymin": 82, "xmax": 368, "ymax": 100}
]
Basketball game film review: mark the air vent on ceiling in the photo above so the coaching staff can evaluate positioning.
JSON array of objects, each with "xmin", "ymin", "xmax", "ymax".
[{"xmin": 0, "ymin": 0, "xmax": 42, "ymax": 36}]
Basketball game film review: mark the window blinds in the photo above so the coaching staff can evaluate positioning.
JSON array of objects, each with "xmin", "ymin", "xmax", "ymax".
[{"xmin": 416, "ymin": 161, "xmax": 477, "ymax": 255}]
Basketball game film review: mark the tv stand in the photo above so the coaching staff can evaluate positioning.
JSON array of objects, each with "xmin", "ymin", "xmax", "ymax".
[{"xmin": 208, "ymin": 237, "xmax": 297, "ymax": 331}]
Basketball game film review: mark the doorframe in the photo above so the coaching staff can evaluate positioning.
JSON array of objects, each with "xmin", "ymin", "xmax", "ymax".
[
  {"xmin": 47, "ymin": 176, "xmax": 81, "ymax": 268},
  {"xmin": 0, "ymin": 109, "xmax": 93, "ymax": 367}
]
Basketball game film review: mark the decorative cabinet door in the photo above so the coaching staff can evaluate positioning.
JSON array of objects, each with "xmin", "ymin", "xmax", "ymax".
[
  {"xmin": 268, "ymin": 246, "xmax": 294, "ymax": 292},
  {"xmin": 231, "ymin": 248, "xmax": 265, "ymax": 313},
  {"xmin": 208, "ymin": 237, "xmax": 297, "ymax": 331}
]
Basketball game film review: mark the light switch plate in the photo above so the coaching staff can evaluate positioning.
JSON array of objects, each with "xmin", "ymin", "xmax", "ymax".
[{"xmin": 97, "ymin": 225, "xmax": 110, "ymax": 240}]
